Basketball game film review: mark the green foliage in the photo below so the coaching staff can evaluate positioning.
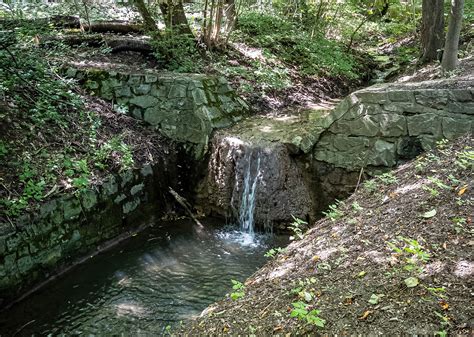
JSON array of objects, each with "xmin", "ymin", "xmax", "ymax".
[
  {"xmin": 388, "ymin": 236, "xmax": 430, "ymax": 274},
  {"xmin": 94, "ymin": 136, "xmax": 134, "ymax": 172},
  {"xmin": 230, "ymin": 279, "xmax": 245, "ymax": 300},
  {"xmin": 288, "ymin": 216, "xmax": 307, "ymax": 241},
  {"xmin": 323, "ymin": 200, "xmax": 344, "ymax": 221},
  {"xmin": 264, "ymin": 247, "xmax": 285, "ymax": 258},
  {"xmin": 351, "ymin": 201, "xmax": 363, "ymax": 212},
  {"xmin": 290, "ymin": 277, "xmax": 317, "ymax": 302},
  {"xmin": 235, "ymin": 12, "xmax": 359, "ymax": 79},
  {"xmin": 455, "ymin": 148, "xmax": 474, "ymax": 170},
  {"xmin": 290, "ymin": 302, "xmax": 326, "ymax": 328},
  {"xmin": 377, "ymin": 172, "xmax": 397, "ymax": 185},
  {"xmin": 151, "ymin": 31, "xmax": 202, "ymax": 72},
  {"xmin": 363, "ymin": 179, "xmax": 379, "ymax": 193}
]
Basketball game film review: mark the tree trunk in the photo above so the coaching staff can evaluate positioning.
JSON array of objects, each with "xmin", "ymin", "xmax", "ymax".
[
  {"xmin": 420, "ymin": 0, "xmax": 444, "ymax": 63},
  {"xmin": 133, "ymin": 0, "xmax": 158, "ymax": 32},
  {"xmin": 442, "ymin": 0, "xmax": 465, "ymax": 71},
  {"xmin": 159, "ymin": 0, "xmax": 193, "ymax": 35}
]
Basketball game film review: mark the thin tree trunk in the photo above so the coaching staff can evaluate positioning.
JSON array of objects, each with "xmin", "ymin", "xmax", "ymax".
[
  {"xmin": 420, "ymin": 0, "xmax": 444, "ymax": 63},
  {"xmin": 442, "ymin": 0, "xmax": 465, "ymax": 71},
  {"xmin": 212, "ymin": 0, "xmax": 224, "ymax": 42},
  {"xmin": 346, "ymin": 18, "xmax": 366, "ymax": 51},
  {"xmin": 160, "ymin": 0, "xmax": 193, "ymax": 35},
  {"xmin": 133, "ymin": 0, "xmax": 157, "ymax": 32}
]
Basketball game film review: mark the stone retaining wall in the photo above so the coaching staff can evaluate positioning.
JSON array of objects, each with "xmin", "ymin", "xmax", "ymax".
[
  {"xmin": 314, "ymin": 83, "xmax": 473, "ymax": 171},
  {"xmin": 66, "ymin": 68, "xmax": 248, "ymax": 158},
  {"xmin": 0, "ymin": 160, "xmax": 175, "ymax": 306},
  {"xmin": 311, "ymin": 82, "xmax": 473, "ymax": 203}
]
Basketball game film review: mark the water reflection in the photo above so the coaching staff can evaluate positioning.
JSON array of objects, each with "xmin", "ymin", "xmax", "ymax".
[{"xmin": 0, "ymin": 218, "xmax": 286, "ymax": 336}]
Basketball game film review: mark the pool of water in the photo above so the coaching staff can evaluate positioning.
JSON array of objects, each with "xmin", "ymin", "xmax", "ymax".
[{"xmin": 0, "ymin": 218, "xmax": 286, "ymax": 336}]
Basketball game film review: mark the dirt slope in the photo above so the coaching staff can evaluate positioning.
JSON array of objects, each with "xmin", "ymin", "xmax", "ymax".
[{"xmin": 182, "ymin": 135, "xmax": 473, "ymax": 335}]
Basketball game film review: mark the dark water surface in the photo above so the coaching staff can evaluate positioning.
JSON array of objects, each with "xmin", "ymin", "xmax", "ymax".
[{"xmin": 0, "ymin": 219, "xmax": 286, "ymax": 336}]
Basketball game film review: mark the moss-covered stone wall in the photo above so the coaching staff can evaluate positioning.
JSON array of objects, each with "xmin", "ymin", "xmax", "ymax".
[
  {"xmin": 0, "ymin": 161, "xmax": 173, "ymax": 307},
  {"xmin": 65, "ymin": 68, "xmax": 249, "ymax": 158}
]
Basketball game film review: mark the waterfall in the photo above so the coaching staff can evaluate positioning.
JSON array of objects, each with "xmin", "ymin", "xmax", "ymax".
[{"xmin": 237, "ymin": 150, "xmax": 261, "ymax": 235}]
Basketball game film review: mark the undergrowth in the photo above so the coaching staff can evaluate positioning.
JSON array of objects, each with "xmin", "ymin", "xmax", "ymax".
[{"xmin": 0, "ymin": 24, "xmax": 143, "ymax": 219}]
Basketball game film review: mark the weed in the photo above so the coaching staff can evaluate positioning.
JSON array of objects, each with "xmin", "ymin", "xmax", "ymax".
[
  {"xmin": 288, "ymin": 216, "xmax": 307, "ymax": 241},
  {"xmin": 377, "ymin": 172, "xmax": 398, "ymax": 185},
  {"xmin": 455, "ymin": 148, "xmax": 473, "ymax": 170},
  {"xmin": 290, "ymin": 277, "xmax": 317, "ymax": 302},
  {"xmin": 427, "ymin": 177, "xmax": 451, "ymax": 190},
  {"xmin": 422, "ymin": 185, "xmax": 440, "ymax": 198},
  {"xmin": 264, "ymin": 247, "xmax": 285, "ymax": 258},
  {"xmin": 451, "ymin": 217, "xmax": 467, "ymax": 234},
  {"xmin": 351, "ymin": 201, "xmax": 363, "ymax": 212},
  {"xmin": 363, "ymin": 179, "xmax": 378, "ymax": 193},
  {"xmin": 230, "ymin": 280, "xmax": 245, "ymax": 300},
  {"xmin": 323, "ymin": 200, "xmax": 344, "ymax": 221},
  {"xmin": 388, "ymin": 236, "xmax": 430, "ymax": 275},
  {"xmin": 290, "ymin": 301, "xmax": 326, "ymax": 327}
]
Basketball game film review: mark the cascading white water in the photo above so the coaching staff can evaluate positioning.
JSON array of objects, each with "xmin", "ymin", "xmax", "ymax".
[{"xmin": 238, "ymin": 152, "xmax": 261, "ymax": 235}]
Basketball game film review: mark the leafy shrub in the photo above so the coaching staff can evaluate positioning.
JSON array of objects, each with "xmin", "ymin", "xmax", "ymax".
[
  {"xmin": 235, "ymin": 12, "xmax": 359, "ymax": 79},
  {"xmin": 151, "ymin": 31, "xmax": 202, "ymax": 72}
]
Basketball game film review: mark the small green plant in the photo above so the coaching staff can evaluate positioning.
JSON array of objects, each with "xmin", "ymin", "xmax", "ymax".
[
  {"xmin": 290, "ymin": 301, "xmax": 326, "ymax": 327},
  {"xmin": 427, "ymin": 176, "xmax": 451, "ymax": 190},
  {"xmin": 290, "ymin": 277, "xmax": 317, "ymax": 302},
  {"xmin": 323, "ymin": 200, "xmax": 344, "ymax": 221},
  {"xmin": 363, "ymin": 179, "xmax": 378, "ymax": 192},
  {"xmin": 455, "ymin": 148, "xmax": 474, "ymax": 170},
  {"xmin": 377, "ymin": 172, "xmax": 398, "ymax": 185},
  {"xmin": 230, "ymin": 280, "xmax": 245, "ymax": 300},
  {"xmin": 451, "ymin": 217, "xmax": 467, "ymax": 234},
  {"xmin": 151, "ymin": 30, "xmax": 203, "ymax": 72},
  {"xmin": 288, "ymin": 216, "xmax": 307, "ymax": 241},
  {"xmin": 434, "ymin": 311, "xmax": 451, "ymax": 337},
  {"xmin": 264, "ymin": 247, "xmax": 285, "ymax": 258},
  {"xmin": 351, "ymin": 201, "xmax": 363, "ymax": 212},
  {"xmin": 425, "ymin": 286, "xmax": 446, "ymax": 298},
  {"xmin": 388, "ymin": 236, "xmax": 430, "ymax": 275},
  {"xmin": 422, "ymin": 185, "xmax": 440, "ymax": 197}
]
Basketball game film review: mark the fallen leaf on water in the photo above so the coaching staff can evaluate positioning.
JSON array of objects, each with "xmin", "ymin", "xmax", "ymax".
[
  {"xmin": 359, "ymin": 310, "xmax": 373, "ymax": 320},
  {"xmin": 458, "ymin": 185, "xmax": 468, "ymax": 195}
]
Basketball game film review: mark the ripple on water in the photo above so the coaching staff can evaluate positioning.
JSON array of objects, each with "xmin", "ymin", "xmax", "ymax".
[{"xmin": 0, "ymin": 219, "xmax": 287, "ymax": 335}]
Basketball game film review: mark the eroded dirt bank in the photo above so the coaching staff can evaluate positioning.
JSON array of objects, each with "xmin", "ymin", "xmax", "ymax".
[{"xmin": 182, "ymin": 135, "xmax": 473, "ymax": 335}]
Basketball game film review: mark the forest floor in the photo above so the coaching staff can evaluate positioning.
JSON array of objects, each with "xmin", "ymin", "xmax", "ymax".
[{"xmin": 181, "ymin": 134, "xmax": 473, "ymax": 336}]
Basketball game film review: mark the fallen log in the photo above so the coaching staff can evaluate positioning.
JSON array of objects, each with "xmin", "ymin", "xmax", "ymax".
[
  {"xmin": 0, "ymin": 16, "xmax": 143, "ymax": 34},
  {"xmin": 82, "ymin": 21, "xmax": 143, "ymax": 34}
]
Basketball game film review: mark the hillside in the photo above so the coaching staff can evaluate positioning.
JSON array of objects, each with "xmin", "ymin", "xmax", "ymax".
[{"xmin": 182, "ymin": 135, "xmax": 473, "ymax": 335}]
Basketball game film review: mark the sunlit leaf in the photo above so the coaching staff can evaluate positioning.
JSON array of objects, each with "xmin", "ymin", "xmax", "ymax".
[
  {"xmin": 422, "ymin": 209, "xmax": 437, "ymax": 218},
  {"xmin": 359, "ymin": 310, "xmax": 373, "ymax": 320},
  {"xmin": 404, "ymin": 277, "xmax": 419, "ymax": 288}
]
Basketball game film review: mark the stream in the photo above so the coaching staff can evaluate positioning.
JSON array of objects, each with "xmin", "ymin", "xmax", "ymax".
[{"xmin": 0, "ymin": 218, "xmax": 286, "ymax": 335}]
